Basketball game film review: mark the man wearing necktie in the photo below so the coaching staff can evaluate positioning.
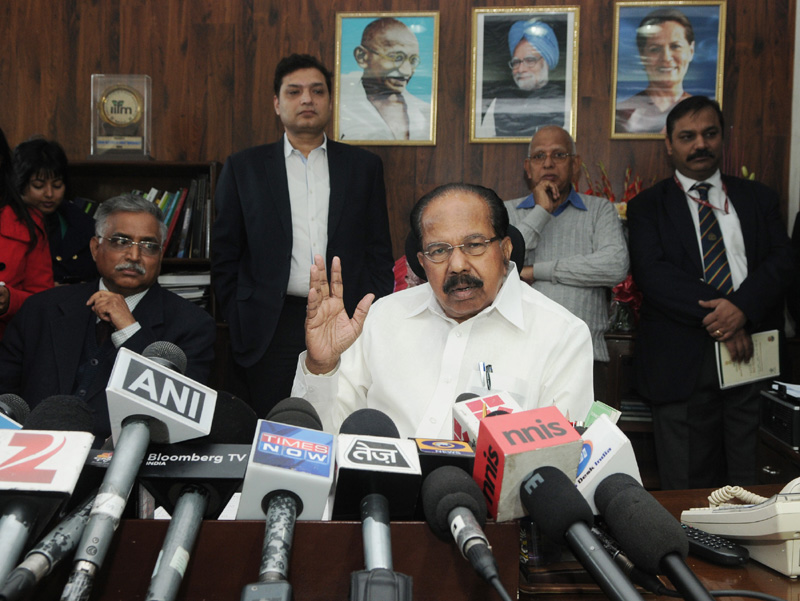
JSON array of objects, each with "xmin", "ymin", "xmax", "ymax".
[{"xmin": 627, "ymin": 96, "xmax": 794, "ymax": 489}]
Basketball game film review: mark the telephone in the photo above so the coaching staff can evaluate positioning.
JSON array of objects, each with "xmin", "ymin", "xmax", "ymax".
[{"xmin": 680, "ymin": 477, "xmax": 800, "ymax": 577}]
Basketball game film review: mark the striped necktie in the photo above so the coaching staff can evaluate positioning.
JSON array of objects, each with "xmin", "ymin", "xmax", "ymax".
[{"xmin": 694, "ymin": 182, "xmax": 733, "ymax": 294}]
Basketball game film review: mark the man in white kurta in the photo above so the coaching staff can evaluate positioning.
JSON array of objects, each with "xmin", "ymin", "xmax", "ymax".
[{"xmin": 292, "ymin": 183, "xmax": 594, "ymax": 439}]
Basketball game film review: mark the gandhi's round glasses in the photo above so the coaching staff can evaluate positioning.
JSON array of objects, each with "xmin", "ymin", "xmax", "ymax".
[
  {"xmin": 362, "ymin": 45, "xmax": 421, "ymax": 68},
  {"xmin": 508, "ymin": 55, "xmax": 544, "ymax": 69},
  {"xmin": 527, "ymin": 151, "xmax": 575, "ymax": 165},
  {"xmin": 98, "ymin": 236, "xmax": 162, "ymax": 256},
  {"xmin": 422, "ymin": 235, "xmax": 501, "ymax": 263}
]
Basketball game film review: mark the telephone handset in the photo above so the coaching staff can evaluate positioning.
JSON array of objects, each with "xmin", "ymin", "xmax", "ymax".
[{"xmin": 680, "ymin": 476, "xmax": 800, "ymax": 577}]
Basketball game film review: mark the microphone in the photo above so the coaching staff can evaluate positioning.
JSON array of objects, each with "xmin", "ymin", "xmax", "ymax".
[
  {"xmin": 61, "ymin": 343, "xmax": 217, "ymax": 601},
  {"xmin": 239, "ymin": 397, "xmax": 333, "ymax": 601},
  {"xmin": 144, "ymin": 392, "xmax": 257, "ymax": 601},
  {"xmin": 594, "ymin": 474, "xmax": 714, "ymax": 601},
  {"xmin": 0, "ymin": 398, "xmax": 94, "ymax": 585},
  {"xmin": 0, "ymin": 395, "xmax": 29, "ymax": 430},
  {"xmin": 452, "ymin": 391, "xmax": 521, "ymax": 445},
  {"xmin": 520, "ymin": 466, "xmax": 645, "ymax": 601},
  {"xmin": 472, "ymin": 406, "xmax": 582, "ymax": 521},
  {"xmin": 591, "ymin": 525, "xmax": 669, "ymax": 595},
  {"xmin": 421, "ymin": 465, "xmax": 513, "ymax": 601},
  {"xmin": 0, "ymin": 493, "xmax": 96, "ymax": 601},
  {"xmin": 336, "ymin": 410, "xmax": 416, "ymax": 601},
  {"xmin": 24, "ymin": 396, "xmax": 94, "ymax": 433},
  {"xmin": 143, "ymin": 341, "xmax": 187, "ymax": 374}
]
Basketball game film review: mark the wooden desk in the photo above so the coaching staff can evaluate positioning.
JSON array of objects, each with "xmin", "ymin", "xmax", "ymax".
[{"xmin": 521, "ymin": 485, "xmax": 798, "ymax": 601}]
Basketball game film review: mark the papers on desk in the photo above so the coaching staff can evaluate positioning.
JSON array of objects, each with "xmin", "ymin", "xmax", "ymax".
[
  {"xmin": 772, "ymin": 381, "xmax": 800, "ymax": 398},
  {"xmin": 715, "ymin": 329, "xmax": 780, "ymax": 389}
]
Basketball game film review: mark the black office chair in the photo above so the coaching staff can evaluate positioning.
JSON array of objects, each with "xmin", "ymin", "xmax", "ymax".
[{"xmin": 404, "ymin": 224, "xmax": 526, "ymax": 282}]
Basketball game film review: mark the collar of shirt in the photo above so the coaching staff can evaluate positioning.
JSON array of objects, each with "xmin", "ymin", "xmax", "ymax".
[
  {"xmin": 282, "ymin": 132, "xmax": 328, "ymax": 160},
  {"xmin": 674, "ymin": 169, "xmax": 724, "ymax": 210},
  {"xmin": 515, "ymin": 187, "xmax": 586, "ymax": 216},
  {"xmin": 405, "ymin": 262, "xmax": 526, "ymax": 331},
  {"xmin": 97, "ymin": 279, "xmax": 149, "ymax": 320}
]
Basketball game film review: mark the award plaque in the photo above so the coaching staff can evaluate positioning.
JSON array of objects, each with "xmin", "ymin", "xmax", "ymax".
[{"xmin": 91, "ymin": 74, "xmax": 152, "ymax": 159}]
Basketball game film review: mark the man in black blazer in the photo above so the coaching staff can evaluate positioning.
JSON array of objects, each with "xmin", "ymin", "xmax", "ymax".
[
  {"xmin": 212, "ymin": 54, "xmax": 394, "ymax": 416},
  {"xmin": 628, "ymin": 96, "xmax": 793, "ymax": 489},
  {"xmin": 0, "ymin": 194, "xmax": 216, "ymax": 441}
]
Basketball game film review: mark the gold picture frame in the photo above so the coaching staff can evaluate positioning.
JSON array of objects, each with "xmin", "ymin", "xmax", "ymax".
[
  {"xmin": 470, "ymin": 6, "xmax": 580, "ymax": 144},
  {"xmin": 334, "ymin": 11, "xmax": 439, "ymax": 146},
  {"xmin": 610, "ymin": 0, "xmax": 726, "ymax": 139}
]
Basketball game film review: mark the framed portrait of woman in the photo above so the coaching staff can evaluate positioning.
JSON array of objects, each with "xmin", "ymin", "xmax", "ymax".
[
  {"xmin": 611, "ymin": 1, "xmax": 726, "ymax": 139},
  {"xmin": 334, "ymin": 12, "xmax": 439, "ymax": 146},
  {"xmin": 470, "ymin": 6, "xmax": 580, "ymax": 143}
]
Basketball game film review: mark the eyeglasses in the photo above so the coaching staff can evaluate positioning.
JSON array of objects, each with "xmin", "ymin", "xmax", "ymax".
[
  {"xmin": 527, "ymin": 151, "xmax": 576, "ymax": 165},
  {"xmin": 98, "ymin": 236, "xmax": 162, "ymax": 256},
  {"xmin": 422, "ymin": 235, "xmax": 501, "ymax": 263},
  {"xmin": 508, "ymin": 55, "xmax": 544, "ymax": 70},
  {"xmin": 362, "ymin": 45, "xmax": 421, "ymax": 68}
]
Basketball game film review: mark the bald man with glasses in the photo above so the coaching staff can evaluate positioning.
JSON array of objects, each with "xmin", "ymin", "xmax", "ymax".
[
  {"xmin": 292, "ymin": 182, "xmax": 594, "ymax": 438},
  {"xmin": 504, "ymin": 126, "xmax": 629, "ymax": 397},
  {"xmin": 338, "ymin": 17, "xmax": 431, "ymax": 141}
]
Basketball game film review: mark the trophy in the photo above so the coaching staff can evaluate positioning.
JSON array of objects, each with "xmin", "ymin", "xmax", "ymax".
[{"xmin": 91, "ymin": 74, "xmax": 152, "ymax": 159}]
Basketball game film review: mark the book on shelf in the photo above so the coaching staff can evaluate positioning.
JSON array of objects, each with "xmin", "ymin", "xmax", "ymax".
[
  {"xmin": 175, "ymin": 179, "xmax": 199, "ymax": 259},
  {"xmin": 157, "ymin": 271, "xmax": 211, "ymax": 286},
  {"xmin": 189, "ymin": 176, "xmax": 208, "ymax": 258},
  {"xmin": 164, "ymin": 187, "xmax": 189, "ymax": 250}
]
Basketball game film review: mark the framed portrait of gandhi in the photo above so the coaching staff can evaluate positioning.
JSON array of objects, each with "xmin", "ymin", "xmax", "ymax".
[
  {"xmin": 334, "ymin": 11, "xmax": 439, "ymax": 146},
  {"xmin": 470, "ymin": 7, "xmax": 580, "ymax": 144},
  {"xmin": 611, "ymin": 1, "xmax": 726, "ymax": 139}
]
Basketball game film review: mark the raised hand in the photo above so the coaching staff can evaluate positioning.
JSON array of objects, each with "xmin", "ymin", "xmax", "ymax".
[{"xmin": 304, "ymin": 255, "xmax": 374, "ymax": 375}]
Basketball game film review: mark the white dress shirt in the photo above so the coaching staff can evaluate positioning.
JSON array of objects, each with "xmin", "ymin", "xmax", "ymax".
[
  {"xmin": 675, "ymin": 169, "xmax": 748, "ymax": 290},
  {"xmin": 292, "ymin": 265, "xmax": 594, "ymax": 438},
  {"xmin": 284, "ymin": 134, "xmax": 330, "ymax": 297}
]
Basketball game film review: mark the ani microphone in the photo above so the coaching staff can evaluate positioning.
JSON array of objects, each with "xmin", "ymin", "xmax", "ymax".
[
  {"xmin": 520, "ymin": 466, "xmax": 645, "ymax": 601},
  {"xmin": 594, "ymin": 473, "xmax": 714, "ymax": 601}
]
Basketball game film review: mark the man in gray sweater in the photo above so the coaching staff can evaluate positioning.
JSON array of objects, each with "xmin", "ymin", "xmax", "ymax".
[{"xmin": 504, "ymin": 126, "xmax": 629, "ymax": 395}]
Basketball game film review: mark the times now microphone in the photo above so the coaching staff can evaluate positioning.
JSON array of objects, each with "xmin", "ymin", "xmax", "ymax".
[
  {"xmin": 334, "ymin": 409, "xmax": 418, "ymax": 601},
  {"xmin": 62, "ymin": 343, "xmax": 217, "ymax": 601},
  {"xmin": 142, "ymin": 391, "xmax": 257, "ymax": 601},
  {"xmin": 0, "ymin": 395, "xmax": 29, "ymax": 430},
  {"xmin": 520, "ymin": 466, "xmax": 645, "ymax": 601},
  {"xmin": 472, "ymin": 406, "xmax": 582, "ymax": 521},
  {"xmin": 595, "ymin": 474, "xmax": 714, "ymax": 601},
  {"xmin": 452, "ymin": 391, "xmax": 522, "ymax": 446},
  {"xmin": 0, "ymin": 398, "xmax": 94, "ymax": 584},
  {"xmin": 238, "ymin": 397, "xmax": 334, "ymax": 601},
  {"xmin": 575, "ymin": 414, "xmax": 642, "ymax": 515}
]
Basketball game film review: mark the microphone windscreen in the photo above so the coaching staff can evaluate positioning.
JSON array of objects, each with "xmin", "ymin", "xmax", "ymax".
[
  {"xmin": 519, "ymin": 465, "xmax": 594, "ymax": 542},
  {"xmin": 195, "ymin": 391, "xmax": 258, "ymax": 444},
  {"xmin": 24, "ymin": 396, "xmax": 94, "ymax": 432},
  {"xmin": 455, "ymin": 392, "xmax": 480, "ymax": 403},
  {"xmin": 143, "ymin": 340, "xmax": 187, "ymax": 374},
  {"xmin": 594, "ymin": 473, "xmax": 689, "ymax": 574},
  {"xmin": 339, "ymin": 408, "xmax": 399, "ymax": 438},
  {"xmin": 0, "ymin": 393, "xmax": 30, "ymax": 423},
  {"xmin": 422, "ymin": 465, "xmax": 487, "ymax": 540},
  {"xmin": 266, "ymin": 397, "xmax": 323, "ymax": 431}
]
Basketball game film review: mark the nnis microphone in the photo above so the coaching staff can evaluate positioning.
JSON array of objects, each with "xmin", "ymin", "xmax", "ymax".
[{"xmin": 472, "ymin": 406, "xmax": 582, "ymax": 522}]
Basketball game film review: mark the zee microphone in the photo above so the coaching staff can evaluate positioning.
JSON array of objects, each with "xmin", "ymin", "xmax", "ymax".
[
  {"xmin": 520, "ymin": 466, "xmax": 645, "ymax": 601},
  {"xmin": 421, "ymin": 465, "xmax": 513, "ymax": 601},
  {"xmin": 594, "ymin": 473, "xmax": 714, "ymax": 601},
  {"xmin": 61, "ymin": 342, "xmax": 217, "ymax": 601}
]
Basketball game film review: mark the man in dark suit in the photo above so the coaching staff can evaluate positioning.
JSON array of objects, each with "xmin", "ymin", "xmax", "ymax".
[
  {"xmin": 628, "ymin": 96, "xmax": 794, "ymax": 489},
  {"xmin": 0, "ymin": 194, "xmax": 216, "ymax": 440},
  {"xmin": 212, "ymin": 54, "xmax": 394, "ymax": 416}
]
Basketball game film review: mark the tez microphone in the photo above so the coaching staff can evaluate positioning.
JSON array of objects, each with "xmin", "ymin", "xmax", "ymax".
[
  {"xmin": 520, "ymin": 466, "xmax": 645, "ymax": 601},
  {"xmin": 61, "ymin": 342, "xmax": 217, "ymax": 601},
  {"xmin": 421, "ymin": 465, "xmax": 513, "ymax": 601},
  {"xmin": 594, "ymin": 473, "xmax": 714, "ymax": 601}
]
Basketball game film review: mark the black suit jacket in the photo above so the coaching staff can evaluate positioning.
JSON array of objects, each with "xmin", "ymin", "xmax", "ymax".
[
  {"xmin": 211, "ymin": 138, "xmax": 394, "ymax": 367},
  {"xmin": 627, "ymin": 175, "xmax": 793, "ymax": 403},
  {"xmin": 0, "ymin": 281, "xmax": 216, "ymax": 438}
]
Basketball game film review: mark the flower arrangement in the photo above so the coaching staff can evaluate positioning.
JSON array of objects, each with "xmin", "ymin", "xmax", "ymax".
[{"xmin": 580, "ymin": 162, "xmax": 646, "ymax": 221}]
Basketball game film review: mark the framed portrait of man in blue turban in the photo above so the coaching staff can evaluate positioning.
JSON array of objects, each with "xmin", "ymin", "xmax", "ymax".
[{"xmin": 470, "ymin": 7, "xmax": 579, "ymax": 143}]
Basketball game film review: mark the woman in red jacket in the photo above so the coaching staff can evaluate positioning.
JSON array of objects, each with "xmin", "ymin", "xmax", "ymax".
[{"xmin": 0, "ymin": 129, "xmax": 53, "ymax": 337}]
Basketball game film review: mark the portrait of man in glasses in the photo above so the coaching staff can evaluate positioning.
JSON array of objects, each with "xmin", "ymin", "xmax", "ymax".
[
  {"xmin": 474, "ymin": 14, "xmax": 572, "ymax": 140},
  {"xmin": 337, "ymin": 16, "xmax": 433, "ymax": 142}
]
